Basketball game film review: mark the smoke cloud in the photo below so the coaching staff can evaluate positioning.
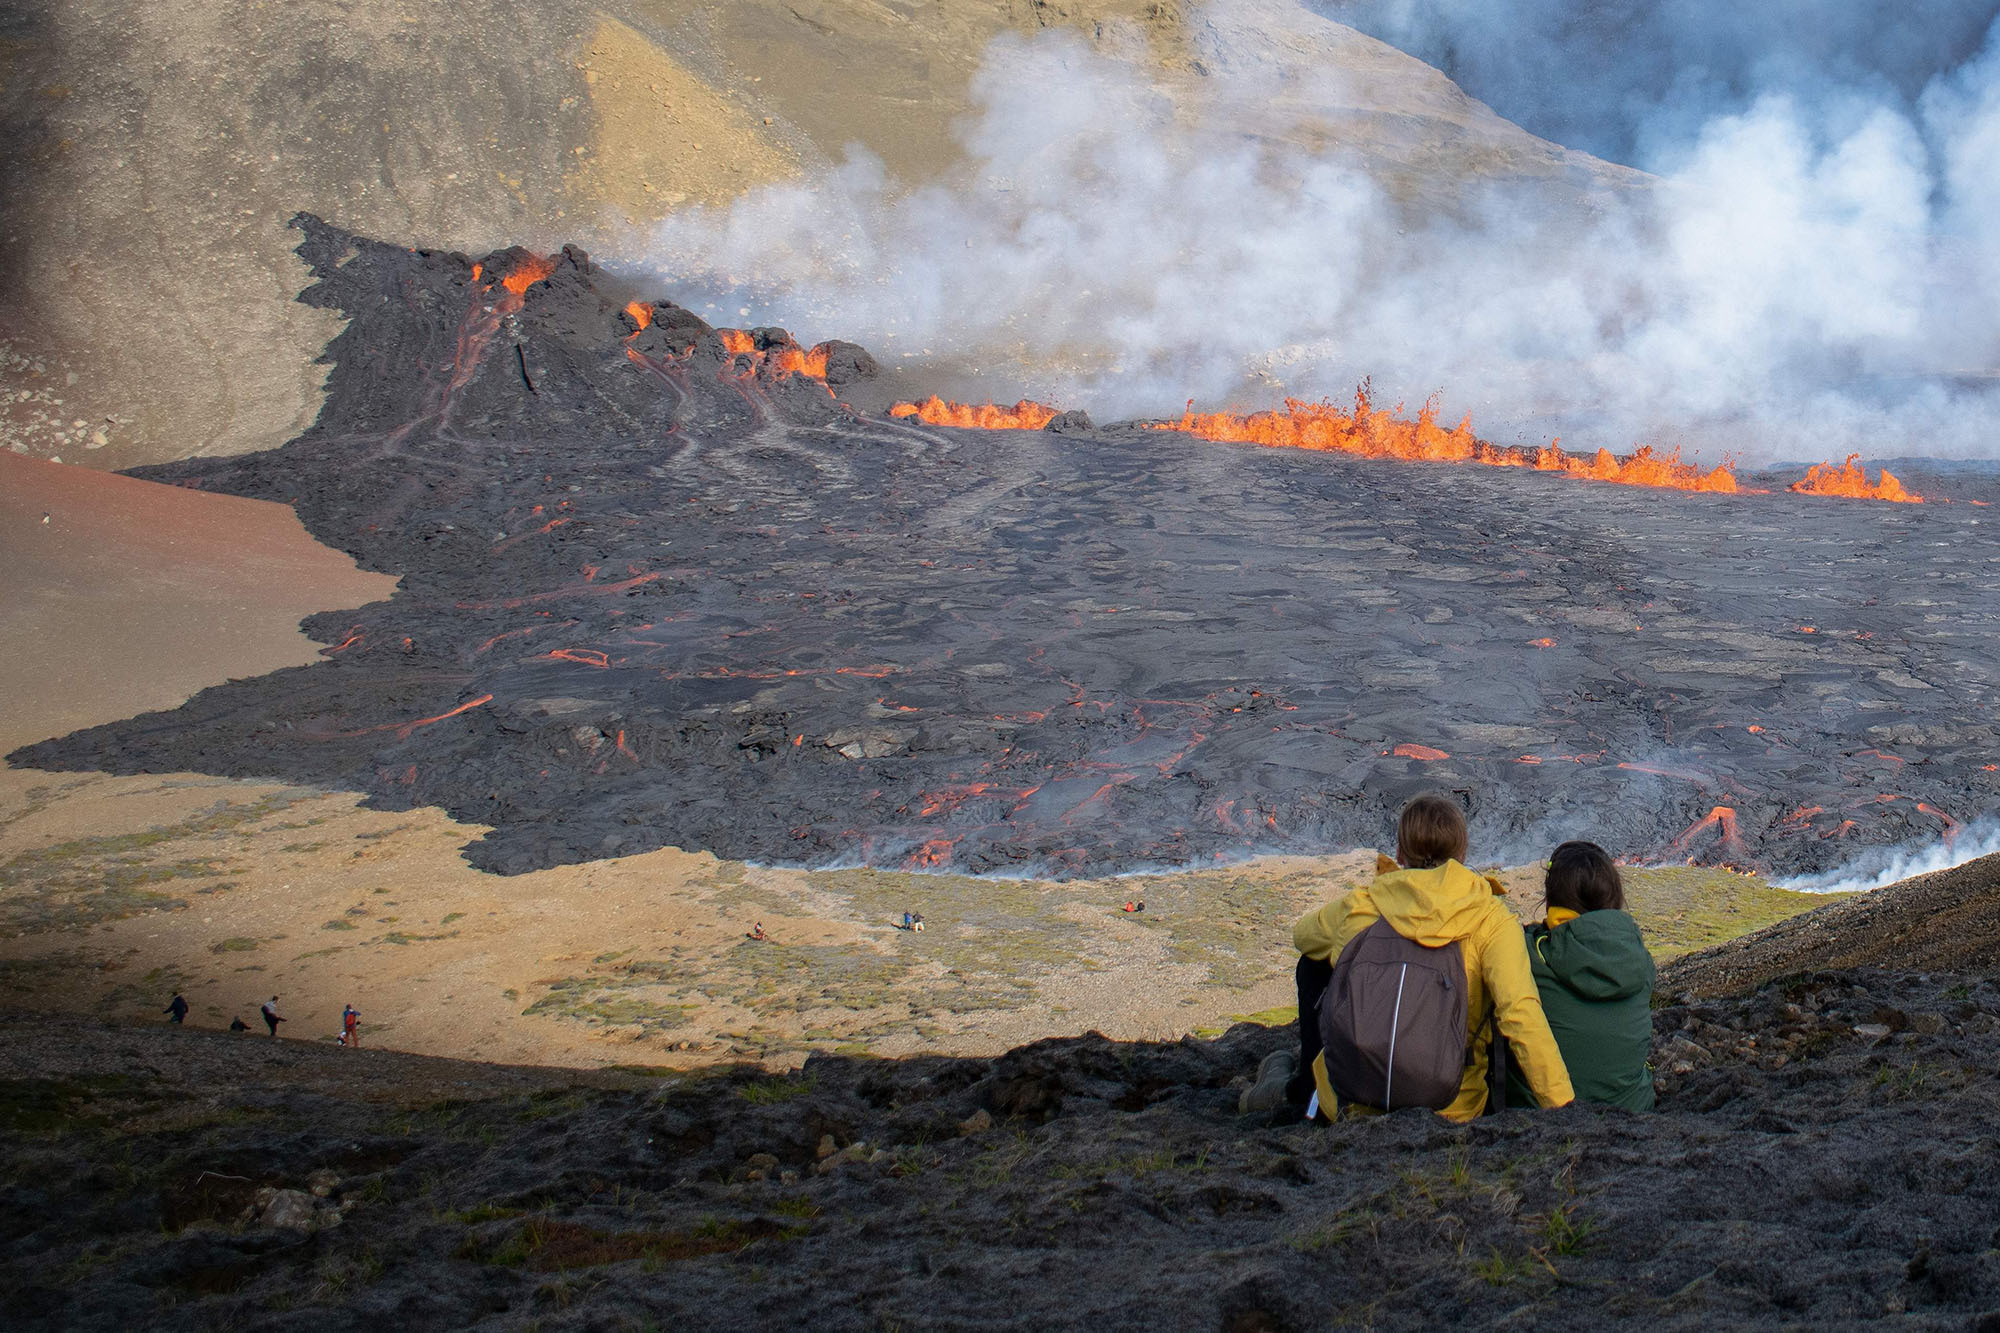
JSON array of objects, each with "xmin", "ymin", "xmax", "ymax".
[
  {"xmin": 1318, "ymin": 0, "xmax": 2000, "ymax": 168},
  {"xmin": 641, "ymin": 0, "xmax": 2000, "ymax": 462},
  {"xmin": 1777, "ymin": 818, "xmax": 2000, "ymax": 894}
]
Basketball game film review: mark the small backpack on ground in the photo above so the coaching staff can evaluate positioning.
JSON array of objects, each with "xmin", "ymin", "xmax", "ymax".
[{"xmin": 1318, "ymin": 918, "xmax": 1470, "ymax": 1110}]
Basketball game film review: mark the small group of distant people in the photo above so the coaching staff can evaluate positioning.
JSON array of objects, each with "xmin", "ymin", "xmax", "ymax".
[
  {"xmin": 1244, "ymin": 792, "xmax": 1654, "ymax": 1122},
  {"xmin": 162, "ymin": 992, "xmax": 363, "ymax": 1048}
]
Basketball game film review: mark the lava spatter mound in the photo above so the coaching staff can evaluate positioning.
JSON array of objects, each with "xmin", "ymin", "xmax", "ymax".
[{"xmin": 10, "ymin": 217, "xmax": 1997, "ymax": 877}]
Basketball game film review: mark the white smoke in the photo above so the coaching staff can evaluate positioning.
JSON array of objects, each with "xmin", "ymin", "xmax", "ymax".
[
  {"xmin": 641, "ymin": 0, "xmax": 2000, "ymax": 461},
  {"xmin": 1776, "ymin": 817, "xmax": 2000, "ymax": 893}
]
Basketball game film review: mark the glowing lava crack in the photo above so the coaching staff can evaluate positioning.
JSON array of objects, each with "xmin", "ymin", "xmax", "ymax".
[{"xmin": 10, "ymin": 218, "xmax": 1996, "ymax": 878}]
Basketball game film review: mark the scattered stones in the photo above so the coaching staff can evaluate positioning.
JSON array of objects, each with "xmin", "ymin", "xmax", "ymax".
[
  {"xmin": 813, "ymin": 1141, "xmax": 874, "ymax": 1175},
  {"xmin": 957, "ymin": 1108, "xmax": 993, "ymax": 1136},
  {"xmin": 257, "ymin": 1188, "xmax": 317, "ymax": 1231},
  {"xmin": 1661, "ymin": 1034, "xmax": 1708, "ymax": 1073}
]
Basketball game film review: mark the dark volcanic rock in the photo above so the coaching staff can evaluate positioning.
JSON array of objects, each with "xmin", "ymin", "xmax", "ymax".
[
  {"xmin": 7, "ymin": 964, "xmax": 2000, "ymax": 1329},
  {"xmin": 8, "ymin": 216, "xmax": 1998, "ymax": 877},
  {"xmin": 1665, "ymin": 849, "xmax": 2000, "ymax": 996},
  {"xmin": 815, "ymin": 338, "xmax": 879, "ymax": 390}
]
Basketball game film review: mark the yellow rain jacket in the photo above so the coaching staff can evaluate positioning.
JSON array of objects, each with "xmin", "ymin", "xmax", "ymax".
[{"xmin": 1294, "ymin": 859, "xmax": 1574, "ymax": 1121}]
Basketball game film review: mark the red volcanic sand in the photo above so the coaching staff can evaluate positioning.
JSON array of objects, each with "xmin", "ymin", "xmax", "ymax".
[{"xmin": 0, "ymin": 453, "xmax": 397, "ymax": 750}]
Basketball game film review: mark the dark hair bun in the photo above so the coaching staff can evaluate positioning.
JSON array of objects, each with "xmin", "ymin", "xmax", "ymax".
[{"xmin": 1544, "ymin": 840, "xmax": 1624, "ymax": 913}]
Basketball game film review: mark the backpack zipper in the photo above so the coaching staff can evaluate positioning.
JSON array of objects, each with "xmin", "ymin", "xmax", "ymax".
[{"xmin": 1385, "ymin": 962, "xmax": 1409, "ymax": 1106}]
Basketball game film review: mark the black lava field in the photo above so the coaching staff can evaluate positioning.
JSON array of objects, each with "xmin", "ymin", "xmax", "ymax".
[{"xmin": 14, "ymin": 217, "xmax": 1999, "ymax": 879}]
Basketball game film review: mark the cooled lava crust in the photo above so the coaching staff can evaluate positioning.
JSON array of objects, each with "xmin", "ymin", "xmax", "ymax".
[{"xmin": 12, "ymin": 216, "xmax": 1998, "ymax": 877}]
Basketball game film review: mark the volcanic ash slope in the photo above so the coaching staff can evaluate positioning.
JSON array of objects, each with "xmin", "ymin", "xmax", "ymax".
[{"xmin": 6, "ymin": 856, "xmax": 2000, "ymax": 1329}]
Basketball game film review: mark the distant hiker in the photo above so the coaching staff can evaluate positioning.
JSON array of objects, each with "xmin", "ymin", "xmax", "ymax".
[
  {"xmin": 342, "ymin": 1004, "xmax": 360, "ymax": 1049},
  {"xmin": 1122, "ymin": 901, "xmax": 1144, "ymax": 913},
  {"xmin": 900, "ymin": 911, "xmax": 914, "ymax": 930},
  {"xmin": 748, "ymin": 922, "xmax": 768, "ymax": 941},
  {"xmin": 229, "ymin": 1017, "xmax": 250, "ymax": 1033},
  {"xmin": 261, "ymin": 995, "xmax": 284, "ymax": 1036},
  {"xmin": 1243, "ymin": 794, "xmax": 1573, "ymax": 1122},
  {"xmin": 1503, "ymin": 842, "xmax": 1657, "ymax": 1111},
  {"xmin": 911, "ymin": 912, "xmax": 925, "ymax": 933},
  {"xmin": 164, "ymin": 993, "xmax": 189, "ymax": 1024}
]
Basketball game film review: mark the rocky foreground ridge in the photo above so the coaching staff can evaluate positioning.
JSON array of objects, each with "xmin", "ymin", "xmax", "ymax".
[{"xmin": 5, "ymin": 854, "xmax": 2000, "ymax": 1330}]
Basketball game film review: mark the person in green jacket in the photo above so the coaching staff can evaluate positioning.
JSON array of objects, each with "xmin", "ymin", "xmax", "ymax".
[{"xmin": 1505, "ymin": 841, "xmax": 1657, "ymax": 1111}]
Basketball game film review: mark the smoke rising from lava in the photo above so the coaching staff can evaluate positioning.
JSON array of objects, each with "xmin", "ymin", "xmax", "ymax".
[
  {"xmin": 1777, "ymin": 817, "xmax": 2000, "ymax": 894},
  {"xmin": 641, "ymin": 0, "xmax": 2000, "ymax": 462}
]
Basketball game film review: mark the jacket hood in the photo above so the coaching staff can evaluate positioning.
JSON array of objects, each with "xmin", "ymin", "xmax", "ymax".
[
  {"xmin": 1534, "ymin": 909, "xmax": 1656, "ymax": 1001},
  {"xmin": 1365, "ymin": 860, "xmax": 1506, "ymax": 947}
]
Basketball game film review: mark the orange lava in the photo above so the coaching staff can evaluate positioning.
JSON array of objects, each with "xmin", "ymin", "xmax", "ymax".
[
  {"xmin": 890, "ymin": 396, "xmax": 1061, "ymax": 430},
  {"xmin": 1789, "ymin": 454, "xmax": 1921, "ymax": 502},
  {"xmin": 1668, "ymin": 805, "xmax": 1743, "ymax": 856},
  {"xmin": 908, "ymin": 838, "xmax": 956, "ymax": 869},
  {"xmin": 712, "ymin": 328, "xmax": 831, "ymax": 382},
  {"xmin": 624, "ymin": 301, "xmax": 653, "ymax": 330},
  {"xmin": 1392, "ymin": 743, "xmax": 1451, "ymax": 761},
  {"xmin": 1151, "ymin": 388, "xmax": 1740, "ymax": 494},
  {"xmin": 770, "ymin": 344, "xmax": 830, "ymax": 379},
  {"xmin": 499, "ymin": 255, "xmax": 558, "ymax": 297},
  {"xmin": 542, "ymin": 648, "xmax": 610, "ymax": 668}
]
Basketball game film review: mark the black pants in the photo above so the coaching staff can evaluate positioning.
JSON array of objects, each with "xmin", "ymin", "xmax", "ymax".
[{"xmin": 1289, "ymin": 955, "xmax": 1333, "ymax": 1105}]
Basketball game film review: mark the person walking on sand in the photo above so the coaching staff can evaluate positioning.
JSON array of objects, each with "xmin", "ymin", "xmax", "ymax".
[
  {"xmin": 342, "ymin": 1004, "xmax": 360, "ymax": 1048},
  {"xmin": 163, "ymin": 993, "xmax": 189, "ymax": 1024},
  {"xmin": 261, "ymin": 995, "xmax": 285, "ymax": 1036}
]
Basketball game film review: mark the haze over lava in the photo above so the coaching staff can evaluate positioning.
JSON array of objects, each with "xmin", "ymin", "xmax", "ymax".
[{"xmin": 10, "ymin": 219, "xmax": 1996, "ymax": 881}]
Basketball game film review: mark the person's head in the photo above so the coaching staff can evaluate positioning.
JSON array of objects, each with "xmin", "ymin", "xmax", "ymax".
[
  {"xmin": 1396, "ymin": 794, "xmax": 1469, "ymax": 870},
  {"xmin": 1543, "ymin": 841, "xmax": 1624, "ymax": 914}
]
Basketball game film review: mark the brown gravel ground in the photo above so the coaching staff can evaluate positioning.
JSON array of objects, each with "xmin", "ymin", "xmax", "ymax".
[{"xmin": 1663, "ymin": 850, "xmax": 2000, "ymax": 997}]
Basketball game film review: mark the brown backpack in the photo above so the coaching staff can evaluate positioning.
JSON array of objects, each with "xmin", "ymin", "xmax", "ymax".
[{"xmin": 1318, "ymin": 918, "xmax": 1470, "ymax": 1110}]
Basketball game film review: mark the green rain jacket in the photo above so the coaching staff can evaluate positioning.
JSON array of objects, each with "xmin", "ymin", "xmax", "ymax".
[{"xmin": 1504, "ymin": 908, "xmax": 1657, "ymax": 1111}]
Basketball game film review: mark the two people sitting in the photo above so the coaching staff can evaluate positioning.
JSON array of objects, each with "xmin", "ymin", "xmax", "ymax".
[{"xmin": 1248, "ymin": 793, "xmax": 1655, "ymax": 1122}]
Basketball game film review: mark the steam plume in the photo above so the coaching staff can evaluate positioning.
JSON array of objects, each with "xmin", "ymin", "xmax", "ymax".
[{"xmin": 642, "ymin": 0, "xmax": 2000, "ymax": 461}]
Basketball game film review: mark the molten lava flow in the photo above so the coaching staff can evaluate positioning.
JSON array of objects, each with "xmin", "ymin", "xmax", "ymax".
[
  {"xmin": 624, "ymin": 301, "xmax": 653, "ymax": 331},
  {"xmin": 1668, "ymin": 805, "xmax": 1744, "ymax": 858},
  {"xmin": 1151, "ymin": 389, "xmax": 1740, "ymax": 495},
  {"xmin": 770, "ymin": 344, "xmax": 830, "ymax": 379},
  {"xmin": 1789, "ymin": 454, "xmax": 1922, "ymax": 503},
  {"xmin": 1392, "ymin": 743, "xmax": 1450, "ymax": 761},
  {"xmin": 499, "ymin": 255, "xmax": 558, "ymax": 297},
  {"xmin": 711, "ymin": 328, "xmax": 831, "ymax": 383},
  {"xmin": 890, "ymin": 396, "xmax": 1061, "ymax": 430},
  {"xmin": 908, "ymin": 838, "xmax": 956, "ymax": 869}
]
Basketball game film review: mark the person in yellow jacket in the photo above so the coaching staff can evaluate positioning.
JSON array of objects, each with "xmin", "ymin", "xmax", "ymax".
[{"xmin": 1249, "ymin": 795, "xmax": 1575, "ymax": 1122}]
